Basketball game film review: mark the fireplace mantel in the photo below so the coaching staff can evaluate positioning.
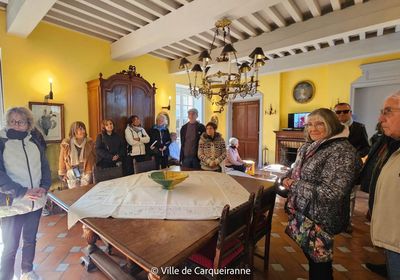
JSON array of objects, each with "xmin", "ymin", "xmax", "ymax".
[{"xmin": 274, "ymin": 130, "xmax": 306, "ymax": 164}]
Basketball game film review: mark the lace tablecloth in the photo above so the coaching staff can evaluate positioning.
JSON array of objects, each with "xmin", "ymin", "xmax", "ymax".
[{"xmin": 68, "ymin": 171, "xmax": 250, "ymax": 228}]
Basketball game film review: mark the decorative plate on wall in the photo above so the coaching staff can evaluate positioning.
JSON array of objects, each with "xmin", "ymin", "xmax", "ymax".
[{"xmin": 293, "ymin": 81, "xmax": 315, "ymax": 104}]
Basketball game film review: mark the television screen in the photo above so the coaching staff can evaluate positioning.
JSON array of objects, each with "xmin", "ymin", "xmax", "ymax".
[{"xmin": 288, "ymin": 112, "xmax": 309, "ymax": 129}]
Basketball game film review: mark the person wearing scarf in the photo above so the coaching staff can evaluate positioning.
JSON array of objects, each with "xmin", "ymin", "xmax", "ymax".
[
  {"xmin": 225, "ymin": 137, "xmax": 246, "ymax": 172},
  {"xmin": 125, "ymin": 115, "xmax": 150, "ymax": 174},
  {"xmin": 58, "ymin": 121, "xmax": 95, "ymax": 189},
  {"xmin": 96, "ymin": 119, "xmax": 125, "ymax": 168},
  {"xmin": 0, "ymin": 107, "xmax": 51, "ymax": 280},
  {"xmin": 282, "ymin": 108, "xmax": 362, "ymax": 280},
  {"xmin": 198, "ymin": 121, "xmax": 226, "ymax": 172},
  {"xmin": 149, "ymin": 113, "xmax": 171, "ymax": 169}
]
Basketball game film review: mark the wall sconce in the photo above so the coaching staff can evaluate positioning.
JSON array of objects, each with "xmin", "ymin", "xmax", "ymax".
[
  {"xmin": 44, "ymin": 78, "xmax": 54, "ymax": 101},
  {"xmin": 213, "ymin": 108, "xmax": 223, "ymax": 114},
  {"xmin": 162, "ymin": 96, "xmax": 171, "ymax": 110},
  {"xmin": 265, "ymin": 104, "xmax": 276, "ymax": 115}
]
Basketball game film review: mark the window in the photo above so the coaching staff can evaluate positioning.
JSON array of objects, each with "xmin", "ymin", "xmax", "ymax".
[
  {"xmin": 0, "ymin": 50, "xmax": 4, "ymax": 129},
  {"xmin": 175, "ymin": 85, "xmax": 203, "ymax": 139}
]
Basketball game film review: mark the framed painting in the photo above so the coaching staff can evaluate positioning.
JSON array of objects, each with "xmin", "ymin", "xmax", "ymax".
[{"xmin": 28, "ymin": 102, "xmax": 64, "ymax": 143}]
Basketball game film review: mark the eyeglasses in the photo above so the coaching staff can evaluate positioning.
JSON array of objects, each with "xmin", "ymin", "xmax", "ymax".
[
  {"xmin": 380, "ymin": 107, "xmax": 400, "ymax": 116},
  {"xmin": 10, "ymin": 119, "xmax": 27, "ymax": 126},
  {"xmin": 304, "ymin": 121, "xmax": 325, "ymax": 129},
  {"xmin": 335, "ymin": 110, "xmax": 350, "ymax": 115}
]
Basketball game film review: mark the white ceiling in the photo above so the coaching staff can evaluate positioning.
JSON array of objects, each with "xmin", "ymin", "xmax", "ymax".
[{"xmin": 2, "ymin": 0, "xmax": 400, "ymax": 74}]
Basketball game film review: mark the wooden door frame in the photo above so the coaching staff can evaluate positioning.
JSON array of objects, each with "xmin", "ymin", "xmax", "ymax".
[{"xmin": 225, "ymin": 92, "xmax": 263, "ymax": 168}]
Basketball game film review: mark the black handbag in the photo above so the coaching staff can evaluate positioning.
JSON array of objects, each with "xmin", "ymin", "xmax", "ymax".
[{"xmin": 273, "ymin": 178, "xmax": 289, "ymax": 198}]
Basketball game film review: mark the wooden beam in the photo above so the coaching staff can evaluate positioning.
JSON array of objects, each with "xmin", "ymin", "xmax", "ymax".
[
  {"xmin": 7, "ymin": 0, "xmax": 57, "ymax": 37},
  {"xmin": 111, "ymin": 0, "xmax": 280, "ymax": 60},
  {"xmin": 260, "ymin": 32, "xmax": 400, "ymax": 75},
  {"xmin": 169, "ymin": 0, "xmax": 400, "ymax": 73},
  {"xmin": 282, "ymin": 0, "xmax": 303, "ymax": 23},
  {"xmin": 304, "ymin": 0, "xmax": 321, "ymax": 17},
  {"xmin": 330, "ymin": 0, "xmax": 341, "ymax": 11},
  {"xmin": 247, "ymin": 13, "xmax": 271, "ymax": 32},
  {"xmin": 265, "ymin": 6, "xmax": 286, "ymax": 27}
]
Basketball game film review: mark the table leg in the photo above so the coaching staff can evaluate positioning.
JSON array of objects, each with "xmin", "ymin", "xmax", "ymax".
[{"xmin": 80, "ymin": 224, "xmax": 99, "ymax": 271}]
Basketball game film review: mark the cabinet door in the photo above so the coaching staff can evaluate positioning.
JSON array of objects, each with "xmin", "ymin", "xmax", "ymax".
[
  {"xmin": 130, "ymin": 85, "xmax": 154, "ymax": 131},
  {"xmin": 103, "ymin": 84, "xmax": 129, "ymax": 136}
]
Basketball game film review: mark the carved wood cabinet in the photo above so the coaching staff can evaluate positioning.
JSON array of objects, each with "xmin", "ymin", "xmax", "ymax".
[{"xmin": 87, "ymin": 66, "xmax": 156, "ymax": 140}]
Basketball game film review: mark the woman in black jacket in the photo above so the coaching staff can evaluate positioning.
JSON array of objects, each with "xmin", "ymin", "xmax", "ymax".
[
  {"xmin": 149, "ymin": 113, "xmax": 171, "ymax": 169},
  {"xmin": 95, "ymin": 119, "xmax": 125, "ymax": 168}
]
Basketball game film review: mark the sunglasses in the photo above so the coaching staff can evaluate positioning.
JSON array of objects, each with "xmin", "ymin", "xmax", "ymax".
[{"xmin": 335, "ymin": 110, "xmax": 350, "ymax": 114}]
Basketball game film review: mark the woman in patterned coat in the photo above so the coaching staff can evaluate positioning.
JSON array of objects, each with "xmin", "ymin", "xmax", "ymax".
[
  {"xmin": 198, "ymin": 122, "xmax": 226, "ymax": 172},
  {"xmin": 282, "ymin": 108, "xmax": 361, "ymax": 280}
]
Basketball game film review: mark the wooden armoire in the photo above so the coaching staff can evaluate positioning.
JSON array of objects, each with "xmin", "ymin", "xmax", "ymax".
[{"xmin": 86, "ymin": 65, "xmax": 156, "ymax": 140}]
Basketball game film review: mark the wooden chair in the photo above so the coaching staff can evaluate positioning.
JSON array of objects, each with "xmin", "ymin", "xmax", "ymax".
[
  {"xmin": 187, "ymin": 193, "xmax": 255, "ymax": 279},
  {"xmin": 133, "ymin": 156, "xmax": 158, "ymax": 174},
  {"xmin": 250, "ymin": 186, "xmax": 276, "ymax": 271},
  {"xmin": 93, "ymin": 165, "xmax": 123, "ymax": 184}
]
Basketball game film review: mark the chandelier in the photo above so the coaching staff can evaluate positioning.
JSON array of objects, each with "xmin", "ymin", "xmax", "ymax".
[{"xmin": 179, "ymin": 18, "xmax": 266, "ymax": 112}]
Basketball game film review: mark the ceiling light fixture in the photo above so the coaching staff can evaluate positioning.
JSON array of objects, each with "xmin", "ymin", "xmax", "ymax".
[{"xmin": 179, "ymin": 18, "xmax": 265, "ymax": 112}]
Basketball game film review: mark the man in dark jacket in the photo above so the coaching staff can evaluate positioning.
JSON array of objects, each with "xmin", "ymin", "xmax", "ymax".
[
  {"xmin": 180, "ymin": 108, "xmax": 205, "ymax": 169},
  {"xmin": 334, "ymin": 102, "xmax": 370, "ymax": 233}
]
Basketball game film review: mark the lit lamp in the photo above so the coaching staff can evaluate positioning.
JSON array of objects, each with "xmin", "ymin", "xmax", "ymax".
[
  {"xmin": 162, "ymin": 96, "xmax": 171, "ymax": 110},
  {"xmin": 179, "ymin": 18, "xmax": 266, "ymax": 112},
  {"xmin": 45, "ymin": 78, "xmax": 53, "ymax": 100}
]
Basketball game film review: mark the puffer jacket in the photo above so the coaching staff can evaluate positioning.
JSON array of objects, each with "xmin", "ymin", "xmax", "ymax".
[
  {"xmin": 286, "ymin": 136, "xmax": 362, "ymax": 234},
  {"xmin": 0, "ymin": 128, "xmax": 51, "ymax": 217},
  {"xmin": 125, "ymin": 125, "xmax": 150, "ymax": 156},
  {"xmin": 198, "ymin": 132, "xmax": 226, "ymax": 171}
]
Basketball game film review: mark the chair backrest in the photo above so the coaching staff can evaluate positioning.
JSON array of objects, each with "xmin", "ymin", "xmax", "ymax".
[
  {"xmin": 133, "ymin": 157, "xmax": 159, "ymax": 174},
  {"xmin": 93, "ymin": 165, "xmax": 123, "ymax": 184},
  {"xmin": 251, "ymin": 186, "xmax": 276, "ymax": 243},
  {"xmin": 214, "ymin": 192, "xmax": 255, "ymax": 269}
]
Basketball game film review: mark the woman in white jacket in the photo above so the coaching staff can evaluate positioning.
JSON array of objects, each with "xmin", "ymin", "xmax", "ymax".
[{"xmin": 125, "ymin": 115, "xmax": 150, "ymax": 174}]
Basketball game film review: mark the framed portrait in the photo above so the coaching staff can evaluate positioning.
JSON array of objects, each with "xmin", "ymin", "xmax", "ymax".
[
  {"xmin": 293, "ymin": 80, "xmax": 315, "ymax": 104},
  {"xmin": 28, "ymin": 102, "xmax": 64, "ymax": 143}
]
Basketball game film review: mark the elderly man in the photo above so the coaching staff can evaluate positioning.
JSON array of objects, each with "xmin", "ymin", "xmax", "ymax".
[
  {"xmin": 334, "ymin": 102, "xmax": 370, "ymax": 233},
  {"xmin": 371, "ymin": 92, "xmax": 400, "ymax": 279},
  {"xmin": 180, "ymin": 108, "xmax": 205, "ymax": 169}
]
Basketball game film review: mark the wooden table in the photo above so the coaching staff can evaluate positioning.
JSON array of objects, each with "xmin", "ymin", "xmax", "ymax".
[{"xmin": 48, "ymin": 174, "xmax": 274, "ymax": 280}]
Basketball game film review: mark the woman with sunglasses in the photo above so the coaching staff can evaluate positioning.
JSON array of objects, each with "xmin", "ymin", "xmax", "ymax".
[{"xmin": 282, "ymin": 108, "xmax": 361, "ymax": 280}]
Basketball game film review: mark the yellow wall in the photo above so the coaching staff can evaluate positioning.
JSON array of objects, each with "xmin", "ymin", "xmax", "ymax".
[{"xmin": 0, "ymin": 11, "xmax": 175, "ymax": 135}]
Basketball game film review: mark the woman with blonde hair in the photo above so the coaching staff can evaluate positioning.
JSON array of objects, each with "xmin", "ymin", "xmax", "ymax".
[
  {"xmin": 58, "ymin": 121, "xmax": 96, "ymax": 188},
  {"xmin": 0, "ymin": 107, "xmax": 51, "ymax": 280},
  {"xmin": 149, "ymin": 113, "xmax": 171, "ymax": 168}
]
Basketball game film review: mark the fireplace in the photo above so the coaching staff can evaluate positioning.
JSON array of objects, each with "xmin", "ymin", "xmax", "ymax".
[{"xmin": 274, "ymin": 130, "xmax": 305, "ymax": 166}]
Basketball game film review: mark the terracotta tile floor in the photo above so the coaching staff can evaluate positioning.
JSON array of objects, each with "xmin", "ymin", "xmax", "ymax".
[{"xmin": 1, "ymin": 191, "xmax": 386, "ymax": 280}]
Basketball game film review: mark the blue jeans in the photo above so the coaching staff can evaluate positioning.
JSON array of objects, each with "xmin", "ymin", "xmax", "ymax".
[
  {"xmin": 0, "ymin": 209, "xmax": 42, "ymax": 280},
  {"xmin": 182, "ymin": 156, "xmax": 201, "ymax": 169},
  {"xmin": 386, "ymin": 249, "xmax": 400, "ymax": 279}
]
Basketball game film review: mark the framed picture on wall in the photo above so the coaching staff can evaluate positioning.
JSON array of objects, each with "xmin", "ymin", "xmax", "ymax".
[{"xmin": 29, "ymin": 102, "xmax": 64, "ymax": 143}]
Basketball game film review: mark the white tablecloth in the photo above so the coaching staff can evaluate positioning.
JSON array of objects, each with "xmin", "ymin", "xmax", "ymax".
[{"xmin": 67, "ymin": 171, "xmax": 250, "ymax": 228}]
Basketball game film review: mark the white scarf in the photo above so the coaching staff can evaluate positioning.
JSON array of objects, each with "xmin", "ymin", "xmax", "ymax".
[{"xmin": 70, "ymin": 137, "xmax": 86, "ymax": 166}]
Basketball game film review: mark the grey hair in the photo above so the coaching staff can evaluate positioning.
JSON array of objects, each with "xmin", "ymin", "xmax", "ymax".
[
  {"xmin": 156, "ymin": 113, "xmax": 167, "ymax": 125},
  {"xmin": 305, "ymin": 108, "xmax": 344, "ymax": 142},
  {"xmin": 229, "ymin": 137, "xmax": 239, "ymax": 146},
  {"xmin": 187, "ymin": 108, "xmax": 198, "ymax": 116},
  {"xmin": 387, "ymin": 90, "xmax": 400, "ymax": 102},
  {"xmin": 5, "ymin": 107, "xmax": 35, "ymax": 131}
]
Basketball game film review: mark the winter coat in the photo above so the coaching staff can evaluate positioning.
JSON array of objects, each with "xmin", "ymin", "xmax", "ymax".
[
  {"xmin": 286, "ymin": 136, "xmax": 362, "ymax": 234},
  {"xmin": 58, "ymin": 137, "xmax": 96, "ymax": 176},
  {"xmin": 371, "ymin": 145, "xmax": 400, "ymax": 253},
  {"xmin": 95, "ymin": 132, "xmax": 125, "ymax": 168},
  {"xmin": 0, "ymin": 128, "xmax": 51, "ymax": 217},
  {"xmin": 148, "ymin": 126, "xmax": 171, "ymax": 157},
  {"xmin": 198, "ymin": 132, "xmax": 227, "ymax": 171},
  {"xmin": 125, "ymin": 125, "xmax": 150, "ymax": 156}
]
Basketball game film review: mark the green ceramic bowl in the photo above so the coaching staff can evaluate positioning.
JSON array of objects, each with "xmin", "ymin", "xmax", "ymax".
[{"xmin": 148, "ymin": 171, "xmax": 189, "ymax": 190}]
